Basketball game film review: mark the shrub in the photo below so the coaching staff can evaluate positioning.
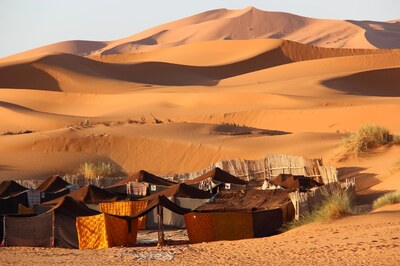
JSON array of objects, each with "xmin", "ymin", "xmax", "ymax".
[
  {"xmin": 283, "ymin": 191, "xmax": 353, "ymax": 230},
  {"xmin": 392, "ymin": 133, "xmax": 400, "ymax": 144},
  {"xmin": 372, "ymin": 191, "xmax": 400, "ymax": 209},
  {"xmin": 342, "ymin": 124, "xmax": 390, "ymax": 156},
  {"xmin": 80, "ymin": 162, "xmax": 118, "ymax": 178}
]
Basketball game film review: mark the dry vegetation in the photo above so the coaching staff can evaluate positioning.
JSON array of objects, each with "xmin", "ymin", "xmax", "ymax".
[
  {"xmin": 284, "ymin": 190, "xmax": 353, "ymax": 230},
  {"xmin": 80, "ymin": 162, "xmax": 119, "ymax": 178},
  {"xmin": 339, "ymin": 124, "xmax": 400, "ymax": 160},
  {"xmin": 373, "ymin": 191, "xmax": 400, "ymax": 209}
]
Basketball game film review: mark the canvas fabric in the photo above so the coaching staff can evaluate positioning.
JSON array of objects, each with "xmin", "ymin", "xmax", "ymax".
[
  {"xmin": 76, "ymin": 213, "xmax": 138, "ymax": 249},
  {"xmin": 99, "ymin": 201, "xmax": 147, "ymax": 229},
  {"xmin": 0, "ymin": 192, "xmax": 29, "ymax": 215},
  {"xmin": 18, "ymin": 204, "xmax": 34, "ymax": 215},
  {"xmin": 126, "ymin": 182, "xmax": 148, "ymax": 197},
  {"xmin": 5, "ymin": 212, "xmax": 53, "ymax": 247},
  {"xmin": 184, "ymin": 212, "xmax": 253, "ymax": 243}
]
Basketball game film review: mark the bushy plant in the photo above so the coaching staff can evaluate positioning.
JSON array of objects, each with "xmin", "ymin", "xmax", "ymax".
[
  {"xmin": 80, "ymin": 162, "xmax": 118, "ymax": 178},
  {"xmin": 372, "ymin": 191, "xmax": 400, "ymax": 209},
  {"xmin": 342, "ymin": 124, "xmax": 390, "ymax": 156}
]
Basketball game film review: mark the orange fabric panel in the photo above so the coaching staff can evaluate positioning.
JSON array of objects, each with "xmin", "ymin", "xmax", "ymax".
[
  {"xmin": 184, "ymin": 213, "xmax": 215, "ymax": 244},
  {"xmin": 100, "ymin": 201, "xmax": 147, "ymax": 229},
  {"xmin": 185, "ymin": 212, "xmax": 254, "ymax": 243},
  {"xmin": 76, "ymin": 214, "xmax": 109, "ymax": 249},
  {"xmin": 76, "ymin": 213, "xmax": 138, "ymax": 249},
  {"xmin": 105, "ymin": 215, "xmax": 138, "ymax": 247},
  {"xmin": 18, "ymin": 204, "xmax": 34, "ymax": 215},
  {"xmin": 212, "ymin": 212, "xmax": 253, "ymax": 241}
]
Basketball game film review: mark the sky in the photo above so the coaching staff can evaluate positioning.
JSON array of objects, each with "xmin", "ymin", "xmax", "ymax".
[{"xmin": 1, "ymin": 0, "xmax": 399, "ymax": 58}]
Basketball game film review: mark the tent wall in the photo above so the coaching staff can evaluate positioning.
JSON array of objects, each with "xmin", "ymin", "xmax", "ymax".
[
  {"xmin": 252, "ymin": 209, "xmax": 282, "ymax": 238},
  {"xmin": 4, "ymin": 212, "xmax": 53, "ymax": 247},
  {"xmin": 0, "ymin": 192, "xmax": 29, "ymax": 215},
  {"xmin": 54, "ymin": 213, "xmax": 80, "ymax": 248},
  {"xmin": 76, "ymin": 213, "xmax": 138, "ymax": 250},
  {"xmin": 0, "ymin": 216, "xmax": 3, "ymax": 244},
  {"xmin": 100, "ymin": 201, "xmax": 147, "ymax": 229},
  {"xmin": 184, "ymin": 212, "xmax": 253, "ymax": 243},
  {"xmin": 145, "ymin": 197, "xmax": 208, "ymax": 229}
]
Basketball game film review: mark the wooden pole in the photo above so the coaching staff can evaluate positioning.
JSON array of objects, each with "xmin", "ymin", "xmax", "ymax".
[{"xmin": 157, "ymin": 205, "xmax": 165, "ymax": 246}]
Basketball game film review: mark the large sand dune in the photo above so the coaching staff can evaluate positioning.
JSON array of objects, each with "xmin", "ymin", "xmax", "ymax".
[{"xmin": 0, "ymin": 7, "xmax": 399, "ymax": 201}]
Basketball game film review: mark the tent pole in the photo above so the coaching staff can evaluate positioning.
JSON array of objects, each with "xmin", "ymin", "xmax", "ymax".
[
  {"xmin": 2, "ymin": 216, "xmax": 6, "ymax": 247},
  {"xmin": 157, "ymin": 204, "xmax": 165, "ymax": 246},
  {"xmin": 160, "ymin": 206, "xmax": 165, "ymax": 246}
]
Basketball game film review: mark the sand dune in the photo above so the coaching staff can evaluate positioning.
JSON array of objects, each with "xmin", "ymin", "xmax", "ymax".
[
  {"xmin": 2, "ymin": 6, "xmax": 400, "ymax": 63},
  {"xmin": 0, "ymin": 7, "xmax": 399, "ymax": 209}
]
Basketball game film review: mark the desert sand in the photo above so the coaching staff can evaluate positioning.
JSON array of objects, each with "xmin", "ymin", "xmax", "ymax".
[
  {"xmin": 0, "ymin": 6, "xmax": 399, "ymax": 265},
  {"xmin": 1, "ymin": 204, "xmax": 399, "ymax": 265}
]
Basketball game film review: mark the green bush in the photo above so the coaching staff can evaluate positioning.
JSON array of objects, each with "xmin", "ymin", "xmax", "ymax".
[
  {"xmin": 80, "ymin": 162, "xmax": 118, "ymax": 178},
  {"xmin": 372, "ymin": 191, "xmax": 400, "ymax": 209},
  {"xmin": 342, "ymin": 124, "xmax": 390, "ymax": 156}
]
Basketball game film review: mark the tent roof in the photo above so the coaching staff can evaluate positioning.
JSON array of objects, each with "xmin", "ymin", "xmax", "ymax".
[
  {"xmin": 133, "ymin": 195, "xmax": 191, "ymax": 218},
  {"xmin": 0, "ymin": 180, "xmax": 28, "ymax": 198},
  {"xmin": 186, "ymin": 167, "xmax": 248, "ymax": 185},
  {"xmin": 51, "ymin": 196, "xmax": 100, "ymax": 217},
  {"xmin": 195, "ymin": 189, "xmax": 293, "ymax": 212},
  {"xmin": 44, "ymin": 185, "xmax": 125, "ymax": 205},
  {"xmin": 143, "ymin": 183, "xmax": 213, "ymax": 201},
  {"xmin": 36, "ymin": 175, "xmax": 71, "ymax": 193},
  {"xmin": 272, "ymin": 174, "xmax": 322, "ymax": 190},
  {"xmin": 108, "ymin": 170, "xmax": 176, "ymax": 187}
]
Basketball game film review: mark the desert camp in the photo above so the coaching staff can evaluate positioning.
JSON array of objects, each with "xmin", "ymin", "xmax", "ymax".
[
  {"xmin": 1, "ymin": 2, "xmax": 400, "ymax": 265},
  {"xmin": 0, "ymin": 154, "xmax": 354, "ymax": 250}
]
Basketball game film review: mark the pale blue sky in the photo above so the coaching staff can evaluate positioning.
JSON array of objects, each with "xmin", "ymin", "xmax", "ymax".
[{"xmin": 1, "ymin": 0, "xmax": 399, "ymax": 58}]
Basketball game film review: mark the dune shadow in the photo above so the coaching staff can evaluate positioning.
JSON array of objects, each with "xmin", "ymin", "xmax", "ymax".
[
  {"xmin": 211, "ymin": 124, "xmax": 291, "ymax": 136},
  {"xmin": 321, "ymin": 67, "xmax": 400, "ymax": 97},
  {"xmin": 0, "ymin": 62, "xmax": 61, "ymax": 91},
  {"xmin": 347, "ymin": 20, "xmax": 400, "ymax": 49}
]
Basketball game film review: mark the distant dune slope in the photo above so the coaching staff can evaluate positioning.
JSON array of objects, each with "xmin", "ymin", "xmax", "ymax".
[
  {"xmin": 1, "ymin": 39, "xmax": 399, "ymax": 94},
  {"xmin": 2, "ymin": 6, "xmax": 400, "ymax": 62}
]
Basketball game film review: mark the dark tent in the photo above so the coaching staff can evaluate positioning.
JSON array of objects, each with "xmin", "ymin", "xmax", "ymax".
[
  {"xmin": 141, "ymin": 184, "xmax": 212, "ymax": 229},
  {"xmin": 36, "ymin": 175, "xmax": 72, "ymax": 203},
  {"xmin": 0, "ymin": 216, "xmax": 3, "ymax": 244},
  {"xmin": 184, "ymin": 189, "xmax": 295, "ymax": 243},
  {"xmin": 0, "ymin": 181, "xmax": 28, "ymax": 198},
  {"xmin": 186, "ymin": 168, "xmax": 248, "ymax": 192},
  {"xmin": 36, "ymin": 175, "xmax": 70, "ymax": 193},
  {"xmin": 43, "ymin": 185, "xmax": 124, "ymax": 205},
  {"xmin": 272, "ymin": 174, "xmax": 322, "ymax": 191},
  {"xmin": 0, "ymin": 191, "xmax": 29, "ymax": 215},
  {"xmin": 106, "ymin": 170, "xmax": 176, "ymax": 197},
  {"xmin": 3, "ymin": 196, "xmax": 99, "ymax": 248}
]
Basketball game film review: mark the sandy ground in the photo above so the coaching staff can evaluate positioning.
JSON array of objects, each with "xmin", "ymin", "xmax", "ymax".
[{"xmin": 1, "ymin": 204, "xmax": 399, "ymax": 266}]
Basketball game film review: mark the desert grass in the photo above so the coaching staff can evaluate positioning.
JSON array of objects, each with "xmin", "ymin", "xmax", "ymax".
[
  {"xmin": 284, "ymin": 191, "xmax": 353, "ymax": 230},
  {"xmin": 80, "ymin": 162, "xmax": 118, "ymax": 178},
  {"xmin": 341, "ymin": 124, "xmax": 390, "ymax": 157},
  {"xmin": 392, "ymin": 133, "xmax": 400, "ymax": 144},
  {"xmin": 372, "ymin": 191, "xmax": 400, "ymax": 209}
]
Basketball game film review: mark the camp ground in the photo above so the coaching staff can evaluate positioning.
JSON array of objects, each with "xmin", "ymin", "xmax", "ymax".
[{"xmin": 0, "ymin": 155, "xmax": 353, "ymax": 250}]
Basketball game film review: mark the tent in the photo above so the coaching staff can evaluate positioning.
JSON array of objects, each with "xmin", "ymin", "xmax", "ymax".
[
  {"xmin": 186, "ymin": 168, "xmax": 248, "ymax": 193},
  {"xmin": 142, "ymin": 183, "xmax": 212, "ymax": 229},
  {"xmin": 99, "ymin": 200, "xmax": 148, "ymax": 229},
  {"xmin": 184, "ymin": 189, "xmax": 295, "ymax": 243},
  {"xmin": 272, "ymin": 174, "xmax": 322, "ymax": 191},
  {"xmin": 36, "ymin": 175, "xmax": 72, "ymax": 203},
  {"xmin": 3, "ymin": 196, "xmax": 99, "ymax": 248},
  {"xmin": 76, "ymin": 213, "xmax": 138, "ymax": 249},
  {"xmin": 43, "ymin": 185, "xmax": 125, "ymax": 208},
  {"xmin": 0, "ymin": 181, "xmax": 30, "ymax": 215},
  {"xmin": 0, "ymin": 181, "xmax": 28, "ymax": 198},
  {"xmin": 106, "ymin": 170, "xmax": 176, "ymax": 197}
]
